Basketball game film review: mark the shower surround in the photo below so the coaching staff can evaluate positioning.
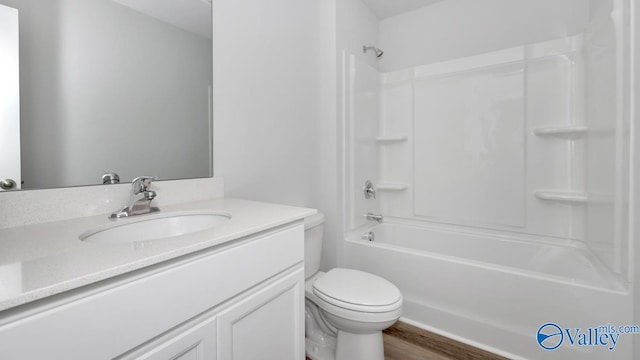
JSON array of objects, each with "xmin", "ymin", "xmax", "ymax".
[{"xmin": 339, "ymin": 1, "xmax": 634, "ymax": 359}]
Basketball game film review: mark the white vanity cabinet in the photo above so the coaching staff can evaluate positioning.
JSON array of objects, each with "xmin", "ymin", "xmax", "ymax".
[
  {"xmin": 217, "ymin": 268, "xmax": 304, "ymax": 360},
  {"xmin": 121, "ymin": 313, "xmax": 218, "ymax": 360},
  {"xmin": 0, "ymin": 222, "xmax": 305, "ymax": 360}
]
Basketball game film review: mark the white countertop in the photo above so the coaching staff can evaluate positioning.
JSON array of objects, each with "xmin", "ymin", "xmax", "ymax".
[{"xmin": 0, "ymin": 198, "xmax": 315, "ymax": 312}]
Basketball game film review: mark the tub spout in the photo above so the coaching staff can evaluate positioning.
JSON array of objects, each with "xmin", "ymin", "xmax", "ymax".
[{"xmin": 365, "ymin": 213, "xmax": 383, "ymax": 223}]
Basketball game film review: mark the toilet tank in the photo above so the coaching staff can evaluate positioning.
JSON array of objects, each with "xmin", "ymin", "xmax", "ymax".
[{"xmin": 304, "ymin": 213, "xmax": 325, "ymax": 279}]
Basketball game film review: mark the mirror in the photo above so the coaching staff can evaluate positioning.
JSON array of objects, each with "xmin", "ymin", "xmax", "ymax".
[{"xmin": 0, "ymin": 0, "xmax": 213, "ymax": 191}]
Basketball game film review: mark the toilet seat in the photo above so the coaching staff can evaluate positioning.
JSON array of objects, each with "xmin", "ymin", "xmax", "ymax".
[{"xmin": 312, "ymin": 268, "xmax": 402, "ymax": 314}]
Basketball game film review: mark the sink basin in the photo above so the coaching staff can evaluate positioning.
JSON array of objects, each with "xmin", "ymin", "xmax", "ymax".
[{"xmin": 80, "ymin": 211, "xmax": 232, "ymax": 244}]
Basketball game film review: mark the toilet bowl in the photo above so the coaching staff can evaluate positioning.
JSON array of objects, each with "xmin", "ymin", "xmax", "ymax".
[{"xmin": 304, "ymin": 213, "xmax": 402, "ymax": 360}]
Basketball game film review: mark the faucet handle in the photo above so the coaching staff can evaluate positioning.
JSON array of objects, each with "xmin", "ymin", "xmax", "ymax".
[
  {"xmin": 131, "ymin": 175, "xmax": 158, "ymax": 194},
  {"xmin": 364, "ymin": 180, "xmax": 376, "ymax": 199},
  {"xmin": 144, "ymin": 190, "xmax": 157, "ymax": 200},
  {"xmin": 102, "ymin": 172, "xmax": 120, "ymax": 184}
]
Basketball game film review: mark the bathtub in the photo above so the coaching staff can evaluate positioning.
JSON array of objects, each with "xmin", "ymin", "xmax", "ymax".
[{"xmin": 343, "ymin": 221, "xmax": 633, "ymax": 360}]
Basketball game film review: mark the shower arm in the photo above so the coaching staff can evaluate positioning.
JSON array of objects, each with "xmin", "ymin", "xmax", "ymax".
[{"xmin": 363, "ymin": 45, "xmax": 384, "ymax": 58}]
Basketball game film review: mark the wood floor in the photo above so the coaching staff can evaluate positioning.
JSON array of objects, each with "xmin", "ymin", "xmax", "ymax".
[
  {"xmin": 306, "ymin": 321, "xmax": 509, "ymax": 360},
  {"xmin": 383, "ymin": 321, "xmax": 509, "ymax": 360}
]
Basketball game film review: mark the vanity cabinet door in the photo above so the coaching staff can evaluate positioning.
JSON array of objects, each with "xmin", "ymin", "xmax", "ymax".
[
  {"xmin": 119, "ymin": 315, "xmax": 216, "ymax": 360},
  {"xmin": 217, "ymin": 267, "xmax": 305, "ymax": 360}
]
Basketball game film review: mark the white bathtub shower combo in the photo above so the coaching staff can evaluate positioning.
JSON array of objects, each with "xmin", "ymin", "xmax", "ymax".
[{"xmin": 339, "ymin": 0, "xmax": 635, "ymax": 359}]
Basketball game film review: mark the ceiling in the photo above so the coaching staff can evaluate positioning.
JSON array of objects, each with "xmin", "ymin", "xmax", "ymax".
[
  {"xmin": 111, "ymin": 0, "xmax": 435, "ymax": 37},
  {"xmin": 111, "ymin": 0, "xmax": 440, "ymax": 37},
  {"xmin": 112, "ymin": 0, "xmax": 211, "ymax": 39},
  {"xmin": 360, "ymin": 0, "xmax": 444, "ymax": 19}
]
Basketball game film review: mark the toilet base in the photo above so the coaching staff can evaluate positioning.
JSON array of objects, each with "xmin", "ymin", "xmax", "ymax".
[
  {"xmin": 335, "ymin": 330, "xmax": 384, "ymax": 360},
  {"xmin": 305, "ymin": 337, "xmax": 336, "ymax": 360},
  {"xmin": 306, "ymin": 329, "xmax": 385, "ymax": 360},
  {"xmin": 305, "ymin": 299, "xmax": 337, "ymax": 360}
]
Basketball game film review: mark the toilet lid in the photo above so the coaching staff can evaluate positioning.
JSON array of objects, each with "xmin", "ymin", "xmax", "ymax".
[{"xmin": 312, "ymin": 268, "xmax": 402, "ymax": 312}]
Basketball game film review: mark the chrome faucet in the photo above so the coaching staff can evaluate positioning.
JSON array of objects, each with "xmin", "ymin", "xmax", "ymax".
[
  {"xmin": 110, "ymin": 176, "xmax": 159, "ymax": 219},
  {"xmin": 365, "ymin": 213, "xmax": 383, "ymax": 223}
]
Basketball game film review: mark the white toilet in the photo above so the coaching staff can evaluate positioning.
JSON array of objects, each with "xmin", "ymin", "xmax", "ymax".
[{"xmin": 304, "ymin": 213, "xmax": 402, "ymax": 360}]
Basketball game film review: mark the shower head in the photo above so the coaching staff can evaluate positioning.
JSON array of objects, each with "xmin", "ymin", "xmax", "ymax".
[{"xmin": 363, "ymin": 45, "xmax": 384, "ymax": 58}]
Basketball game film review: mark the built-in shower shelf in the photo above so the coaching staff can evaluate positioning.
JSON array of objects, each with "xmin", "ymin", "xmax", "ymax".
[
  {"xmin": 533, "ymin": 126, "xmax": 588, "ymax": 138},
  {"xmin": 534, "ymin": 190, "xmax": 588, "ymax": 204},
  {"xmin": 376, "ymin": 135, "xmax": 408, "ymax": 144},
  {"xmin": 377, "ymin": 183, "xmax": 409, "ymax": 191}
]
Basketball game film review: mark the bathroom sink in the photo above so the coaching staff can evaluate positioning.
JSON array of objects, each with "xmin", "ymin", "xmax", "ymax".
[{"xmin": 80, "ymin": 211, "xmax": 232, "ymax": 244}]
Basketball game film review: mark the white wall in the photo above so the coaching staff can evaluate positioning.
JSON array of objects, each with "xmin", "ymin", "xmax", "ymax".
[
  {"xmin": 315, "ymin": 2, "xmax": 339, "ymax": 270},
  {"xmin": 213, "ymin": 0, "xmax": 339, "ymax": 269},
  {"xmin": 337, "ymin": 0, "xmax": 380, "ymax": 71},
  {"xmin": 0, "ymin": 0, "xmax": 212, "ymax": 189},
  {"xmin": 632, "ymin": 1, "xmax": 639, "ymax": 358},
  {"xmin": 379, "ymin": 0, "xmax": 590, "ymax": 71},
  {"xmin": 337, "ymin": 0, "xmax": 382, "ymax": 237}
]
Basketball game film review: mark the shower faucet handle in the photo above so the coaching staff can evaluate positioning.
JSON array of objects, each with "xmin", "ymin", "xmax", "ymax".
[{"xmin": 364, "ymin": 180, "xmax": 376, "ymax": 199}]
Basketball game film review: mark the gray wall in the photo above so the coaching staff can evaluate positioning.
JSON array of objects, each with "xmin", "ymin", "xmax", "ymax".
[{"xmin": 1, "ymin": 0, "xmax": 212, "ymax": 189}]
